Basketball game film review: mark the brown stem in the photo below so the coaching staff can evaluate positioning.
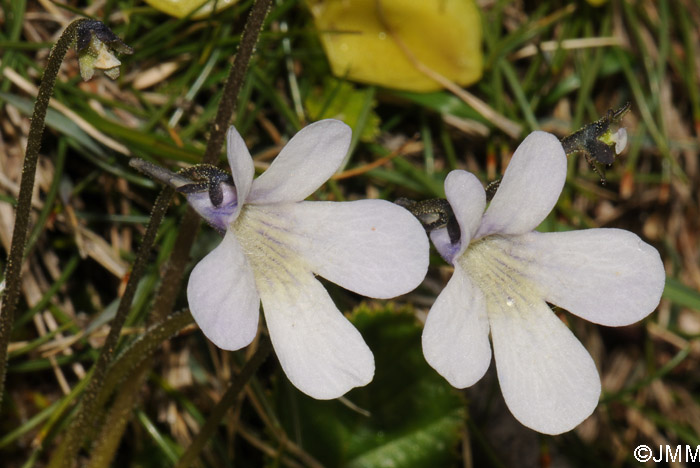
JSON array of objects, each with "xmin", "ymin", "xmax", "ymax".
[{"xmin": 74, "ymin": 1, "xmax": 274, "ymax": 465}]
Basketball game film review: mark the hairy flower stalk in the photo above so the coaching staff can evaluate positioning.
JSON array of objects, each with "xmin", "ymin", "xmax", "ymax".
[
  {"xmin": 0, "ymin": 20, "xmax": 142, "ymax": 468},
  {"xmin": 421, "ymin": 131, "xmax": 665, "ymax": 434},
  {"xmin": 0, "ymin": 19, "xmax": 130, "ymax": 410}
]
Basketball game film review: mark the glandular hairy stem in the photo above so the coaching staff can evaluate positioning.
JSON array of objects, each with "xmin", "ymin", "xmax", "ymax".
[
  {"xmin": 202, "ymin": 0, "xmax": 272, "ymax": 165},
  {"xmin": 0, "ymin": 18, "xmax": 89, "ymax": 409}
]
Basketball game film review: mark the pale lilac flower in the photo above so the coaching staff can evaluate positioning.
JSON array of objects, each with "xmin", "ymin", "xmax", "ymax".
[
  {"xmin": 423, "ymin": 131, "xmax": 665, "ymax": 434},
  {"xmin": 185, "ymin": 120, "xmax": 429, "ymax": 399}
]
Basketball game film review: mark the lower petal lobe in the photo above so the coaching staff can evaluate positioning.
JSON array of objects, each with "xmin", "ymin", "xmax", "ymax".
[
  {"xmin": 489, "ymin": 296, "xmax": 601, "ymax": 435},
  {"xmin": 187, "ymin": 231, "xmax": 260, "ymax": 351},
  {"xmin": 260, "ymin": 269, "xmax": 374, "ymax": 399},
  {"xmin": 422, "ymin": 265, "xmax": 492, "ymax": 388}
]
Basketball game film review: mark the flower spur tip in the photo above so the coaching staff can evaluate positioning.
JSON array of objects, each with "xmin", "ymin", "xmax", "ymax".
[{"xmin": 129, "ymin": 158, "xmax": 192, "ymax": 189}]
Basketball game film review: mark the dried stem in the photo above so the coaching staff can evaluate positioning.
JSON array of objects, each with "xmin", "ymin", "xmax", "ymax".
[{"xmin": 0, "ymin": 18, "xmax": 89, "ymax": 408}]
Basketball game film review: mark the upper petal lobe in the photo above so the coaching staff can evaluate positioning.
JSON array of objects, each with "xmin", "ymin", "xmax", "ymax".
[
  {"xmin": 226, "ymin": 126, "xmax": 255, "ymax": 218},
  {"xmin": 477, "ymin": 131, "xmax": 566, "ymax": 238},
  {"xmin": 248, "ymin": 120, "xmax": 351, "ymax": 204},
  {"xmin": 441, "ymin": 170, "xmax": 486, "ymax": 261}
]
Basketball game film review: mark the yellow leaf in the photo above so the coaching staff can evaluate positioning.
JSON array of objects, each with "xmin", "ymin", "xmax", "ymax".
[
  {"xmin": 308, "ymin": 0, "xmax": 483, "ymax": 92},
  {"xmin": 144, "ymin": 0, "xmax": 239, "ymax": 19}
]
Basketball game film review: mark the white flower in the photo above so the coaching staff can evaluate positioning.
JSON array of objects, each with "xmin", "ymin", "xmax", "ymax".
[
  {"xmin": 422, "ymin": 131, "xmax": 665, "ymax": 434},
  {"xmin": 185, "ymin": 120, "xmax": 429, "ymax": 399}
]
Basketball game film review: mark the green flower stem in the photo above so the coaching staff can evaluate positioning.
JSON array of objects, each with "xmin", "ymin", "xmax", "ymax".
[
  {"xmin": 47, "ymin": 187, "xmax": 175, "ymax": 468},
  {"xmin": 0, "ymin": 18, "xmax": 89, "ymax": 408},
  {"xmin": 202, "ymin": 0, "xmax": 272, "ymax": 165},
  {"xmin": 174, "ymin": 338, "xmax": 272, "ymax": 468}
]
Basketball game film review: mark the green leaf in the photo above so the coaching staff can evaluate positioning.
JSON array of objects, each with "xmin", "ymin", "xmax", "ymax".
[
  {"xmin": 275, "ymin": 304, "xmax": 466, "ymax": 468},
  {"xmin": 0, "ymin": 92, "xmax": 103, "ymax": 155},
  {"xmin": 388, "ymin": 89, "xmax": 487, "ymax": 123},
  {"xmin": 663, "ymin": 276, "xmax": 700, "ymax": 311},
  {"xmin": 306, "ymin": 78, "xmax": 381, "ymax": 143}
]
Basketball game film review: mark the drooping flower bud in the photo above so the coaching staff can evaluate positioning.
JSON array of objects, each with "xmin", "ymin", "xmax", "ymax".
[{"xmin": 76, "ymin": 20, "xmax": 133, "ymax": 81}]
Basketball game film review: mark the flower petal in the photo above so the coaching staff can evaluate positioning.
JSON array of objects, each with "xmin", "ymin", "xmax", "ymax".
[
  {"xmin": 260, "ymin": 271, "xmax": 374, "ymax": 399},
  {"xmin": 288, "ymin": 200, "xmax": 429, "ymax": 298},
  {"xmin": 226, "ymin": 126, "xmax": 255, "ymax": 216},
  {"xmin": 477, "ymin": 131, "xmax": 566, "ymax": 238},
  {"xmin": 422, "ymin": 266, "xmax": 491, "ymax": 388},
  {"xmin": 187, "ymin": 231, "xmax": 260, "ymax": 350},
  {"xmin": 239, "ymin": 201, "xmax": 428, "ymax": 299},
  {"xmin": 444, "ymin": 170, "xmax": 486, "ymax": 257},
  {"xmin": 185, "ymin": 183, "xmax": 238, "ymax": 233},
  {"xmin": 510, "ymin": 229, "xmax": 665, "ymax": 326},
  {"xmin": 489, "ymin": 298, "xmax": 601, "ymax": 435},
  {"xmin": 248, "ymin": 120, "xmax": 351, "ymax": 204}
]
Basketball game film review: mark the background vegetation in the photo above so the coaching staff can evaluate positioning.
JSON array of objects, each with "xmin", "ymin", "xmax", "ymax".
[{"xmin": 0, "ymin": 0, "xmax": 698, "ymax": 466}]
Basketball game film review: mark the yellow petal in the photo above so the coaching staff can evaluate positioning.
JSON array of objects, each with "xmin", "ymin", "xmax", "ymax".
[
  {"xmin": 309, "ymin": 0, "xmax": 483, "ymax": 92},
  {"xmin": 144, "ymin": 0, "xmax": 239, "ymax": 19}
]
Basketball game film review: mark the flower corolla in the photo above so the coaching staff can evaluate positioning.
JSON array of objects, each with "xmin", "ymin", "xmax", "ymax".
[
  {"xmin": 76, "ymin": 20, "xmax": 133, "ymax": 81},
  {"xmin": 185, "ymin": 120, "xmax": 429, "ymax": 399},
  {"xmin": 423, "ymin": 131, "xmax": 665, "ymax": 434}
]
